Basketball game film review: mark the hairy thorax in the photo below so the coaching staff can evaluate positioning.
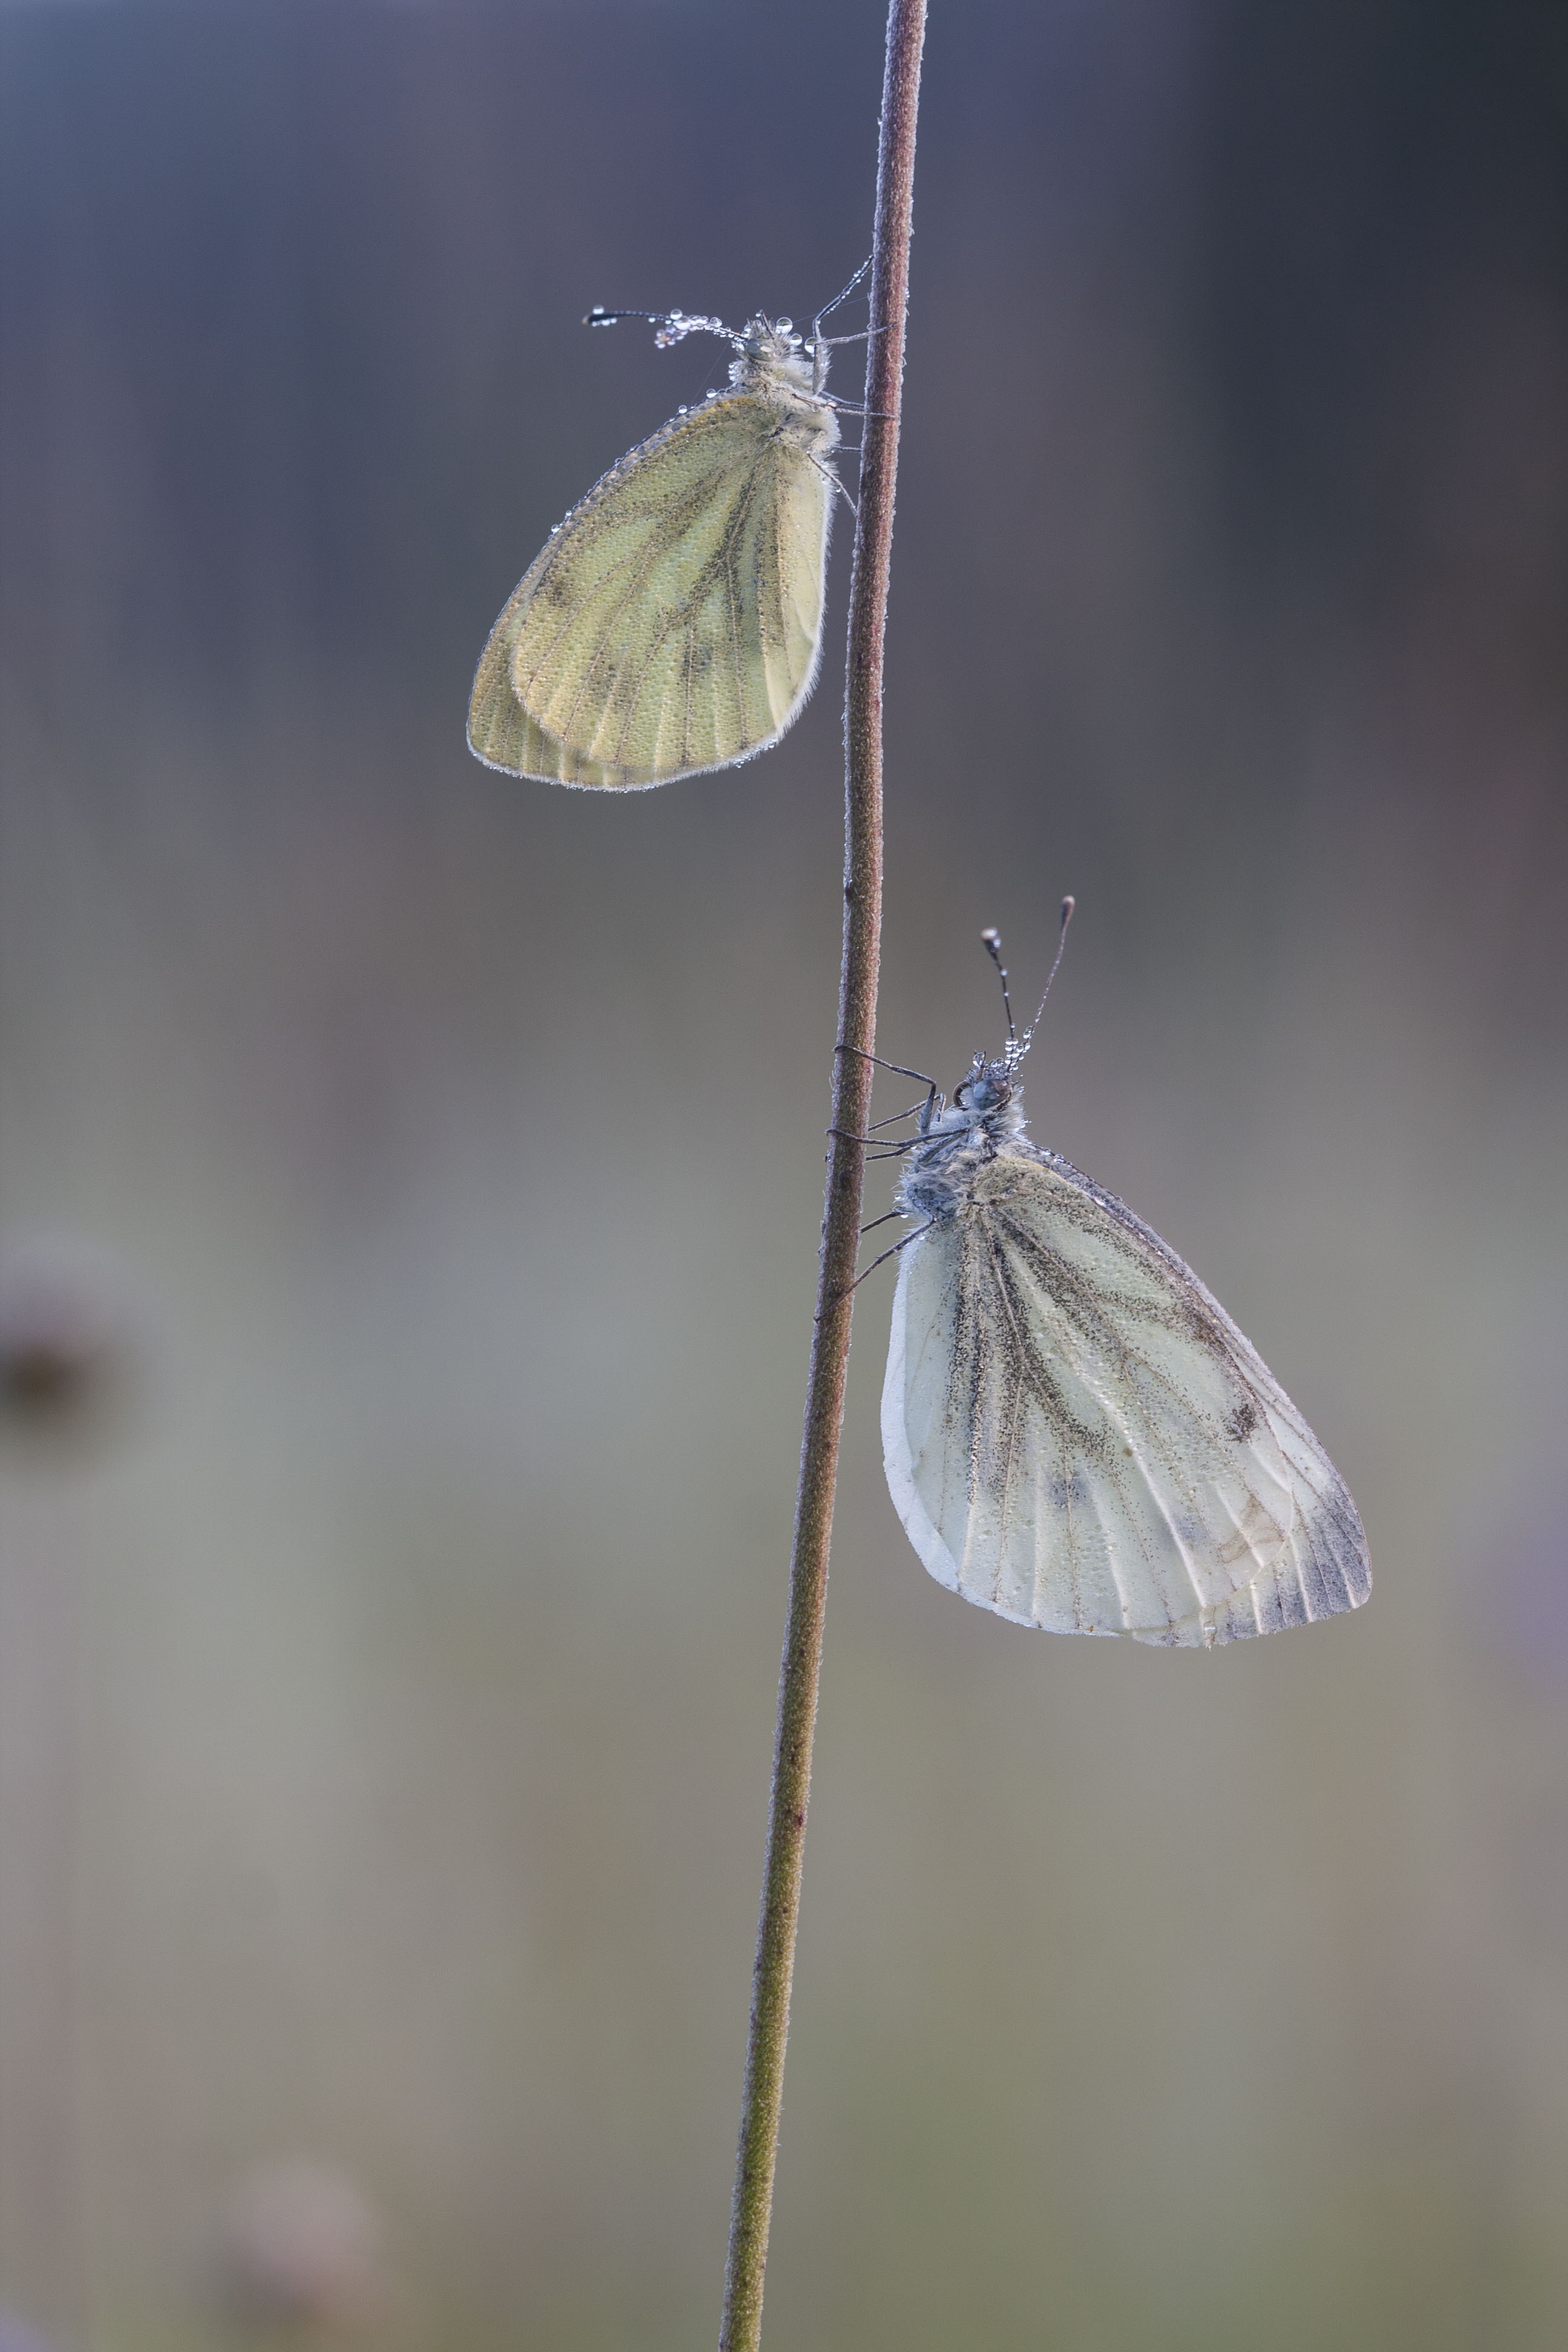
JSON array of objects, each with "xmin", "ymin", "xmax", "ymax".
[
  {"xmin": 729, "ymin": 333, "xmax": 839, "ymax": 455},
  {"xmin": 898, "ymin": 1080, "xmax": 1039, "ymax": 1222}
]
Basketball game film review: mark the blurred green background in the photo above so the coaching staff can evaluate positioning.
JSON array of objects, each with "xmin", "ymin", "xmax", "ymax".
[{"xmin": 1, "ymin": 2, "xmax": 1566, "ymax": 2346}]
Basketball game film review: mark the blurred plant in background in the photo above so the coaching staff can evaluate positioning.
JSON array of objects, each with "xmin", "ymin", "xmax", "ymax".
[{"xmin": 212, "ymin": 2160, "xmax": 384, "ymax": 2334}]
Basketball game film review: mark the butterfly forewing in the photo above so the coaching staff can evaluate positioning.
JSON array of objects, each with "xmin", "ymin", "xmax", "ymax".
[
  {"xmin": 467, "ymin": 393, "xmax": 833, "ymax": 787},
  {"xmin": 883, "ymin": 1146, "xmax": 1370, "ymax": 1647}
]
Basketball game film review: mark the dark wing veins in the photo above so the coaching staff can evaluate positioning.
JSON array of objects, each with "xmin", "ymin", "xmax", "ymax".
[
  {"xmin": 992, "ymin": 1201, "xmax": 1234, "ymax": 1440},
  {"xmin": 522, "ymin": 429, "xmax": 776, "ymax": 761}
]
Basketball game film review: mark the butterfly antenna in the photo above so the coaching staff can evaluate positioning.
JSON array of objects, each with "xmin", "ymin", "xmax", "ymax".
[
  {"xmin": 811, "ymin": 256, "xmax": 872, "ymax": 341},
  {"xmin": 584, "ymin": 306, "xmax": 742, "ymax": 351},
  {"xmin": 1018, "ymin": 897, "xmax": 1076, "ymax": 1061},
  {"xmin": 979, "ymin": 928, "xmax": 1016, "ymax": 1045}
]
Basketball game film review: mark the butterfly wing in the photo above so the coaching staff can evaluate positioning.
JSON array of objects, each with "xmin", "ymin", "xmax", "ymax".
[
  {"xmin": 467, "ymin": 393, "xmax": 835, "ymax": 786},
  {"xmin": 464, "ymin": 686, "xmax": 647, "ymax": 791},
  {"xmin": 881, "ymin": 1148, "xmax": 1370, "ymax": 1647}
]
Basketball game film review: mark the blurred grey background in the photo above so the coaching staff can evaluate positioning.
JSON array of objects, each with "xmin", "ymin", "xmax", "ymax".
[{"xmin": 1, "ymin": 2, "xmax": 1566, "ymax": 2346}]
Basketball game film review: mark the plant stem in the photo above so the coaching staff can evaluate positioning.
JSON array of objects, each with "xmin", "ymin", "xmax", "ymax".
[{"xmin": 716, "ymin": 5, "xmax": 927, "ymax": 2348}]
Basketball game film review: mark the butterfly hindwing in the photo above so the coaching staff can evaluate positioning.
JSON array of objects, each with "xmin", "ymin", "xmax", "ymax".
[
  {"xmin": 466, "ymin": 671, "xmax": 643, "ymax": 788},
  {"xmin": 882, "ymin": 1146, "xmax": 1370, "ymax": 1647}
]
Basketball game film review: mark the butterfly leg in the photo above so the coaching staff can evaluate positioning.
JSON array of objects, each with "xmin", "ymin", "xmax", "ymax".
[
  {"xmin": 826, "ymin": 1127, "xmax": 921, "ymax": 1152},
  {"xmin": 835, "ymin": 1042, "xmax": 941, "ymax": 1091},
  {"xmin": 808, "ymin": 452, "xmax": 858, "ymax": 517},
  {"xmin": 823, "ymin": 1219, "xmax": 937, "ymax": 1312}
]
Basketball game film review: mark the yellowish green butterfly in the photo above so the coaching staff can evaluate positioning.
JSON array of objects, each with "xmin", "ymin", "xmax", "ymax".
[{"xmin": 468, "ymin": 284, "xmax": 861, "ymax": 788}]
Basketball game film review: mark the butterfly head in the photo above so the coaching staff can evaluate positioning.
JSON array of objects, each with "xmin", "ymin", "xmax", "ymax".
[
  {"xmin": 953, "ymin": 1054, "xmax": 1013, "ymax": 1116},
  {"xmin": 739, "ymin": 315, "xmax": 803, "ymax": 358},
  {"xmin": 733, "ymin": 316, "xmax": 822, "ymax": 400},
  {"xmin": 941, "ymin": 1054, "xmax": 1027, "ymax": 1142}
]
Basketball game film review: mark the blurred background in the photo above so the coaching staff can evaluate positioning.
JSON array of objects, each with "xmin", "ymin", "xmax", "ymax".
[{"xmin": 1, "ymin": 1, "xmax": 1566, "ymax": 2345}]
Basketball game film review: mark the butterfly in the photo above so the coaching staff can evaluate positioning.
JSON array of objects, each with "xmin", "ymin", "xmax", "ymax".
[
  {"xmin": 871, "ymin": 906, "xmax": 1371, "ymax": 1647},
  {"xmin": 467, "ymin": 278, "xmax": 865, "ymax": 788}
]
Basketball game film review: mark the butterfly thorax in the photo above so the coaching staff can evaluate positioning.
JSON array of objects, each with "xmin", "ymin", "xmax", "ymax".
[
  {"xmin": 729, "ymin": 320, "xmax": 839, "ymax": 451},
  {"xmin": 897, "ymin": 1055, "xmax": 1036, "ymax": 1223}
]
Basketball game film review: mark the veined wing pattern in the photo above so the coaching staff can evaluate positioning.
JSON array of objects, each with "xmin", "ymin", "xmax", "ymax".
[
  {"xmin": 468, "ymin": 395, "xmax": 833, "ymax": 786},
  {"xmin": 883, "ymin": 1143, "xmax": 1370, "ymax": 1647}
]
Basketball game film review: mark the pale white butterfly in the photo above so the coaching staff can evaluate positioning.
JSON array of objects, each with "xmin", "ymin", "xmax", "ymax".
[
  {"xmin": 869, "ymin": 905, "xmax": 1371, "ymax": 1648},
  {"xmin": 468, "ymin": 269, "xmax": 869, "ymax": 788}
]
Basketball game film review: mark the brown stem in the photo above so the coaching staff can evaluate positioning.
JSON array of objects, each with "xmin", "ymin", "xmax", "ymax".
[{"xmin": 716, "ymin": 5, "xmax": 927, "ymax": 2348}]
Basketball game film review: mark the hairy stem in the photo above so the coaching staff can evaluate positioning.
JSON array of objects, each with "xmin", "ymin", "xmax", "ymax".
[{"xmin": 716, "ymin": 5, "xmax": 927, "ymax": 2348}]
